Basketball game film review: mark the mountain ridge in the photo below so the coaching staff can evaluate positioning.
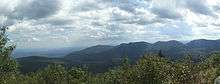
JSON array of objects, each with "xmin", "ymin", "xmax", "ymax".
[{"xmin": 17, "ymin": 39, "xmax": 220, "ymax": 73}]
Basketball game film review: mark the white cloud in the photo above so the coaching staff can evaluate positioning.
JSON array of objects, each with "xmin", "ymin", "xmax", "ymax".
[{"xmin": 0, "ymin": 0, "xmax": 219, "ymax": 48}]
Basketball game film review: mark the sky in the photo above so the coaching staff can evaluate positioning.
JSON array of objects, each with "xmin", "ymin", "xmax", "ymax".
[{"xmin": 0, "ymin": 0, "xmax": 220, "ymax": 48}]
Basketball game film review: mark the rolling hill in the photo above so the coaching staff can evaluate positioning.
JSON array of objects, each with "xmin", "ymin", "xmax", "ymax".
[{"xmin": 16, "ymin": 39, "xmax": 220, "ymax": 73}]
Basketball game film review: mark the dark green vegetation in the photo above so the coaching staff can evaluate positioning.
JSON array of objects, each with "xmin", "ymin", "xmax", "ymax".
[
  {"xmin": 17, "ymin": 56, "xmax": 68, "ymax": 74},
  {"xmin": 4, "ymin": 53, "xmax": 220, "ymax": 84},
  {"xmin": 1, "ymin": 25, "xmax": 220, "ymax": 84}
]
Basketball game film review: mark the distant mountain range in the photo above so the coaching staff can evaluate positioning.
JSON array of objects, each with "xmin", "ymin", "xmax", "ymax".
[
  {"xmin": 16, "ymin": 39, "xmax": 220, "ymax": 73},
  {"xmin": 12, "ymin": 47, "xmax": 83, "ymax": 58},
  {"xmin": 65, "ymin": 39, "xmax": 220, "ymax": 61}
]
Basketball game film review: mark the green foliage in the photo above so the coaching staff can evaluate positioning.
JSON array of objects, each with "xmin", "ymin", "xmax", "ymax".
[
  {"xmin": 40, "ymin": 64, "xmax": 67, "ymax": 84},
  {"xmin": 67, "ymin": 67, "xmax": 88, "ymax": 84},
  {"xmin": 0, "ymin": 26, "xmax": 17, "ymax": 84},
  {"xmin": 88, "ymin": 54, "xmax": 220, "ymax": 84}
]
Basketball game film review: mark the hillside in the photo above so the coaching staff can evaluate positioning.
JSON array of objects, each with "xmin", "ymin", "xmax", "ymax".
[
  {"xmin": 17, "ymin": 56, "xmax": 67, "ymax": 73},
  {"xmin": 17, "ymin": 39, "xmax": 220, "ymax": 73},
  {"xmin": 65, "ymin": 39, "xmax": 220, "ymax": 63}
]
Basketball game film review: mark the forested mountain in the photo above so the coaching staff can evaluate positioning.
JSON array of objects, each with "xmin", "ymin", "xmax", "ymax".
[
  {"xmin": 149, "ymin": 40, "xmax": 188, "ymax": 59},
  {"xmin": 65, "ymin": 39, "xmax": 220, "ymax": 62},
  {"xmin": 65, "ymin": 42, "xmax": 151, "ymax": 63},
  {"xmin": 17, "ymin": 56, "xmax": 67, "ymax": 73},
  {"xmin": 186, "ymin": 39, "xmax": 220, "ymax": 56},
  {"xmin": 17, "ymin": 39, "xmax": 220, "ymax": 73}
]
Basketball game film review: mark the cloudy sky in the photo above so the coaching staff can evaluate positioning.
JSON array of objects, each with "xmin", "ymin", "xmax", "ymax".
[{"xmin": 0, "ymin": 0, "xmax": 220, "ymax": 48}]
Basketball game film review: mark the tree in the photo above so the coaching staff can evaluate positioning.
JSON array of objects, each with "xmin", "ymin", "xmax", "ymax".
[
  {"xmin": 67, "ymin": 67, "xmax": 88, "ymax": 84},
  {"xmin": 0, "ymin": 26, "xmax": 17, "ymax": 84},
  {"xmin": 40, "ymin": 64, "xmax": 67, "ymax": 84}
]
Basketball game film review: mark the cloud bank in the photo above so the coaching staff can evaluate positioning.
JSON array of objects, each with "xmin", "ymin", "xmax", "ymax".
[{"xmin": 0, "ymin": 0, "xmax": 220, "ymax": 48}]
